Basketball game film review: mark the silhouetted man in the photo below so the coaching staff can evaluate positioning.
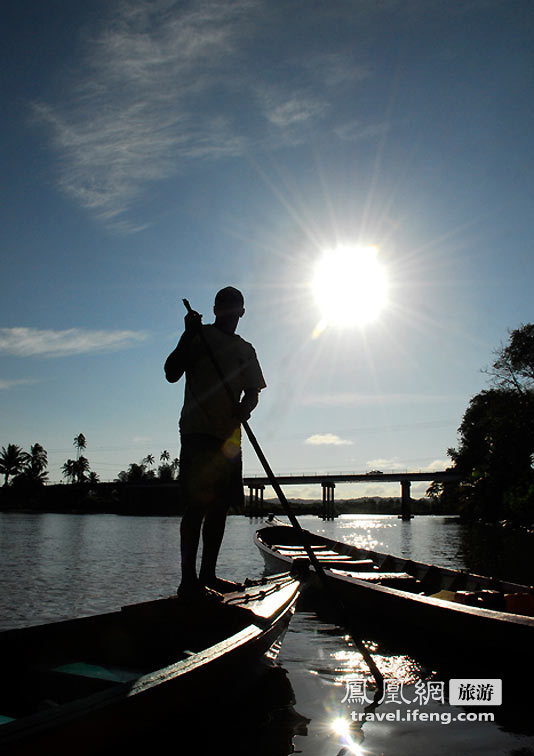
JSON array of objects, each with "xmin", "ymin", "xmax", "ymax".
[{"xmin": 165, "ymin": 287, "xmax": 266, "ymax": 599}]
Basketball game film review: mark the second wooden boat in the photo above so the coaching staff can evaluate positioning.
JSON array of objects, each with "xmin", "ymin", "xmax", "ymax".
[{"xmin": 255, "ymin": 523, "xmax": 534, "ymax": 666}]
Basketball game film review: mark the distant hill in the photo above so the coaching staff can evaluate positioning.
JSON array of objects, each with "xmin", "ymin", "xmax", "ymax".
[
  {"xmin": 250, "ymin": 496, "xmax": 454, "ymax": 516},
  {"xmin": 0, "ymin": 484, "xmax": 455, "ymax": 517}
]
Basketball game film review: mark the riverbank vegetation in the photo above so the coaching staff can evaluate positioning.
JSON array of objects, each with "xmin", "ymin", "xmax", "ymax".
[
  {"xmin": 0, "ymin": 443, "xmax": 48, "ymax": 488},
  {"xmin": 429, "ymin": 324, "xmax": 534, "ymax": 526},
  {"xmin": 115, "ymin": 452, "xmax": 180, "ymax": 483}
]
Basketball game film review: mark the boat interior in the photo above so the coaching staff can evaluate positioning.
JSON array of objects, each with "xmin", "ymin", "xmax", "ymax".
[
  {"xmin": 259, "ymin": 527, "xmax": 534, "ymax": 617},
  {"xmin": 0, "ymin": 594, "xmax": 260, "ymax": 724}
]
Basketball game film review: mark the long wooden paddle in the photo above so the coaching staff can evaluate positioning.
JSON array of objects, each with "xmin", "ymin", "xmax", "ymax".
[{"xmin": 182, "ymin": 298, "xmax": 384, "ymax": 698}]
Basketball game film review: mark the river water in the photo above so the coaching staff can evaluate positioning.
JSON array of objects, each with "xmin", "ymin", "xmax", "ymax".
[{"xmin": 1, "ymin": 512, "xmax": 533, "ymax": 755}]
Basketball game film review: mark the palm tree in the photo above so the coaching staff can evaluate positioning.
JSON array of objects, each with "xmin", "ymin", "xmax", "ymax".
[
  {"xmin": 171, "ymin": 457, "xmax": 180, "ymax": 476},
  {"xmin": 158, "ymin": 463, "xmax": 174, "ymax": 482},
  {"xmin": 30, "ymin": 443, "xmax": 47, "ymax": 468},
  {"xmin": 62, "ymin": 459, "xmax": 77, "ymax": 484},
  {"xmin": 62, "ymin": 457, "xmax": 90, "ymax": 484},
  {"xmin": 143, "ymin": 454, "xmax": 155, "ymax": 468},
  {"xmin": 160, "ymin": 450, "xmax": 170, "ymax": 463},
  {"xmin": 87, "ymin": 471, "xmax": 100, "ymax": 485},
  {"xmin": 117, "ymin": 463, "xmax": 147, "ymax": 484},
  {"xmin": 0, "ymin": 444, "xmax": 29, "ymax": 486},
  {"xmin": 74, "ymin": 456, "xmax": 90, "ymax": 484},
  {"xmin": 20, "ymin": 443, "xmax": 48, "ymax": 485},
  {"xmin": 73, "ymin": 434, "xmax": 87, "ymax": 459}
]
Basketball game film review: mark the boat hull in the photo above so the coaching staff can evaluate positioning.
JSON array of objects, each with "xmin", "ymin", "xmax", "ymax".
[
  {"xmin": 255, "ymin": 524, "xmax": 534, "ymax": 668},
  {"xmin": 0, "ymin": 573, "xmax": 300, "ymax": 754}
]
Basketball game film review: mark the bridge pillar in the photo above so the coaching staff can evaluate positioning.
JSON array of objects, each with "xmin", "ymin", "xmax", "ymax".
[
  {"xmin": 321, "ymin": 481, "xmax": 336, "ymax": 520},
  {"xmin": 247, "ymin": 483, "xmax": 265, "ymax": 518},
  {"xmin": 400, "ymin": 479, "xmax": 412, "ymax": 520}
]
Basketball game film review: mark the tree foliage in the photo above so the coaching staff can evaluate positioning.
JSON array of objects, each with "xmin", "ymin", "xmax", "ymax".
[
  {"xmin": 0, "ymin": 443, "xmax": 49, "ymax": 488},
  {"xmin": 13, "ymin": 443, "xmax": 49, "ymax": 486},
  {"xmin": 116, "ymin": 462, "xmax": 154, "ymax": 484},
  {"xmin": 444, "ymin": 325, "xmax": 534, "ymax": 524},
  {"xmin": 61, "ymin": 434, "xmax": 97, "ymax": 484},
  {"xmin": 447, "ymin": 389, "xmax": 534, "ymax": 521},
  {"xmin": 116, "ymin": 453, "xmax": 179, "ymax": 483},
  {"xmin": 0, "ymin": 444, "xmax": 30, "ymax": 486},
  {"xmin": 62, "ymin": 457, "xmax": 91, "ymax": 484},
  {"xmin": 485, "ymin": 323, "xmax": 534, "ymax": 393},
  {"xmin": 73, "ymin": 434, "xmax": 87, "ymax": 455}
]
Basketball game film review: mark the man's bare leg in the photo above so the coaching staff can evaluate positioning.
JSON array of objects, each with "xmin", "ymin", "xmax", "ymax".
[
  {"xmin": 198, "ymin": 506, "xmax": 239, "ymax": 592},
  {"xmin": 177, "ymin": 506, "xmax": 204, "ymax": 597}
]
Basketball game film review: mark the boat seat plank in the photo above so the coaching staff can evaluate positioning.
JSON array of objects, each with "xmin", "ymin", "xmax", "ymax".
[
  {"xmin": 0, "ymin": 715, "xmax": 16, "ymax": 725},
  {"xmin": 54, "ymin": 662, "xmax": 143, "ymax": 684},
  {"xmin": 272, "ymin": 543, "xmax": 327, "ymax": 551},
  {"xmin": 275, "ymin": 549, "xmax": 375, "ymax": 569},
  {"xmin": 314, "ymin": 551, "xmax": 350, "ymax": 557},
  {"xmin": 275, "ymin": 548, "xmax": 364, "ymax": 561},
  {"xmin": 329, "ymin": 570, "xmax": 421, "ymax": 589},
  {"xmin": 318, "ymin": 559, "xmax": 375, "ymax": 568},
  {"xmin": 329, "ymin": 570, "xmax": 412, "ymax": 578},
  {"xmin": 30, "ymin": 666, "xmax": 125, "ymax": 706},
  {"xmin": 275, "ymin": 548, "xmax": 343, "ymax": 557}
]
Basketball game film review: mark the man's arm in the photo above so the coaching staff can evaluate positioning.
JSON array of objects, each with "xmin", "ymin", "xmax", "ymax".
[
  {"xmin": 236, "ymin": 342, "xmax": 266, "ymax": 421},
  {"xmin": 237, "ymin": 388, "xmax": 261, "ymax": 422},
  {"xmin": 164, "ymin": 310, "xmax": 201, "ymax": 383},
  {"xmin": 164, "ymin": 334, "xmax": 189, "ymax": 383}
]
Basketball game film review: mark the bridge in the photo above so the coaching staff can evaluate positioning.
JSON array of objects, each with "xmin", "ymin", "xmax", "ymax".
[{"xmin": 242, "ymin": 470, "xmax": 460, "ymax": 520}]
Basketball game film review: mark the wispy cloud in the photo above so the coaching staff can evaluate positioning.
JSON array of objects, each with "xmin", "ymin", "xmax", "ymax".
[
  {"xmin": 0, "ymin": 378, "xmax": 40, "ymax": 390},
  {"xmin": 302, "ymin": 52, "xmax": 370, "ymax": 89},
  {"xmin": 33, "ymin": 0, "xmax": 380, "ymax": 230},
  {"xmin": 33, "ymin": 0, "xmax": 258, "ymax": 229},
  {"xmin": 0, "ymin": 328, "xmax": 147, "ymax": 357},
  {"xmin": 305, "ymin": 433, "xmax": 353, "ymax": 446},
  {"xmin": 333, "ymin": 119, "xmax": 390, "ymax": 143},
  {"xmin": 258, "ymin": 89, "xmax": 326, "ymax": 130}
]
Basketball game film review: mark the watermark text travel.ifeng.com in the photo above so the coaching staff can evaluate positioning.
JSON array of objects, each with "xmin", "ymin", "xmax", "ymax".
[{"xmin": 349, "ymin": 709, "xmax": 495, "ymax": 725}]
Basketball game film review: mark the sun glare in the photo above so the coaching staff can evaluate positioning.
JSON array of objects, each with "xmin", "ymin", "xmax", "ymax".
[
  {"xmin": 331, "ymin": 717, "xmax": 363, "ymax": 755},
  {"xmin": 312, "ymin": 245, "xmax": 387, "ymax": 335},
  {"xmin": 332, "ymin": 717, "xmax": 351, "ymax": 737}
]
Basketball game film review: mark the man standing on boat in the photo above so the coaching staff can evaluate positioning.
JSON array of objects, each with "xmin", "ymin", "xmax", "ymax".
[{"xmin": 165, "ymin": 287, "xmax": 266, "ymax": 600}]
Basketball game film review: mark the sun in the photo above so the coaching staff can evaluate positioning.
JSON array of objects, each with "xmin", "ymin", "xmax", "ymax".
[{"xmin": 312, "ymin": 244, "xmax": 387, "ymax": 334}]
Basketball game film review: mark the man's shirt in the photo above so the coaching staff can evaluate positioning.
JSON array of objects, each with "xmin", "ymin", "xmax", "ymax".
[{"xmin": 179, "ymin": 324, "xmax": 266, "ymax": 442}]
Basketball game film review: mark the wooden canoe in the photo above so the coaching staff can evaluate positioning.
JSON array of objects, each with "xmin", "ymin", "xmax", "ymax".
[
  {"xmin": 0, "ymin": 572, "xmax": 300, "ymax": 754},
  {"xmin": 254, "ymin": 523, "xmax": 534, "ymax": 665}
]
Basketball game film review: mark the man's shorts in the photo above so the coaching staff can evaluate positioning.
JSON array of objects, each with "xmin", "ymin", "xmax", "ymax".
[{"xmin": 178, "ymin": 433, "xmax": 244, "ymax": 513}]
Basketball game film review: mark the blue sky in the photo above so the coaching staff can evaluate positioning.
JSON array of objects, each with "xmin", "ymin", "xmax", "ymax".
[{"xmin": 2, "ymin": 0, "xmax": 533, "ymax": 498}]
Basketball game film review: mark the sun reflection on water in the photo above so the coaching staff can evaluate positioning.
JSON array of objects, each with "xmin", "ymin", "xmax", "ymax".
[
  {"xmin": 330, "ymin": 516, "xmax": 398, "ymax": 553},
  {"xmin": 331, "ymin": 716, "xmax": 365, "ymax": 755},
  {"xmin": 333, "ymin": 641, "xmax": 423, "ymax": 686}
]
